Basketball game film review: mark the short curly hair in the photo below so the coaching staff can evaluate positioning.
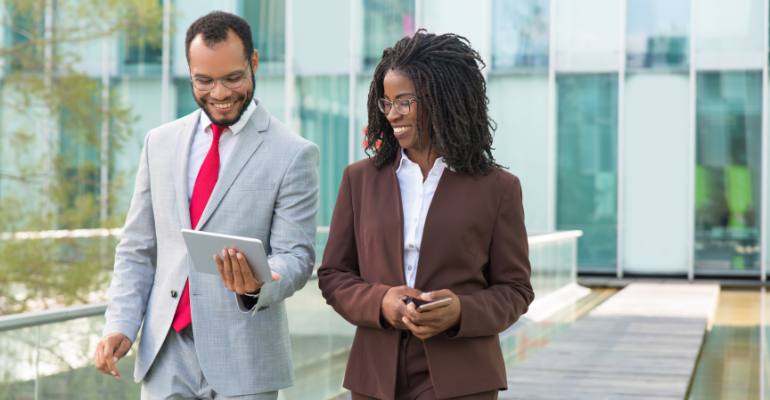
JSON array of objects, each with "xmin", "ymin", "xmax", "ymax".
[{"xmin": 185, "ymin": 11, "xmax": 254, "ymax": 63}]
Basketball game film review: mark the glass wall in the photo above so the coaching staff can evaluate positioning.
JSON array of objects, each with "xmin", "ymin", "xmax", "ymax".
[
  {"xmin": 622, "ymin": 73, "xmax": 691, "ymax": 274},
  {"xmin": 696, "ymin": 0, "xmax": 764, "ymax": 53},
  {"xmin": 626, "ymin": 0, "xmax": 690, "ymax": 71},
  {"xmin": 492, "ymin": 0, "xmax": 549, "ymax": 71},
  {"xmin": 695, "ymin": 71, "xmax": 762, "ymax": 274},
  {"xmin": 297, "ymin": 76, "xmax": 350, "ymax": 226},
  {"xmin": 555, "ymin": 0, "xmax": 621, "ymax": 71},
  {"xmin": 362, "ymin": 0, "xmax": 415, "ymax": 70},
  {"xmin": 556, "ymin": 74, "xmax": 618, "ymax": 271}
]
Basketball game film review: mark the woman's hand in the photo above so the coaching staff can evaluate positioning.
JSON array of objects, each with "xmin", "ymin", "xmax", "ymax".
[
  {"xmin": 402, "ymin": 289, "xmax": 462, "ymax": 340},
  {"xmin": 381, "ymin": 286, "xmax": 424, "ymax": 329}
]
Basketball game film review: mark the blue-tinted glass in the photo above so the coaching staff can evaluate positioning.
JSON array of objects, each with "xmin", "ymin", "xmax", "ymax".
[
  {"xmin": 363, "ymin": 0, "xmax": 415, "ymax": 70},
  {"xmin": 492, "ymin": 0, "xmax": 549, "ymax": 70},
  {"xmin": 626, "ymin": 0, "xmax": 689, "ymax": 70},
  {"xmin": 242, "ymin": 0, "xmax": 285, "ymax": 75},
  {"xmin": 297, "ymin": 76, "xmax": 349, "ymax": 227},
  {"xmin": 175, "ymin": 77, "xmax": 199, "ymax": 119},
  {"xmin": 695, "ymin": 71, "xmax": 762, "ymax": 273},
  {"xmin": 557, "ymin": 74, "xmax": 618, "ymax": 271}
]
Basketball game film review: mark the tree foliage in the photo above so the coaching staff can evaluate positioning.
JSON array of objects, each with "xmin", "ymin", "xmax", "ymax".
[{"xmin": 0, "ymin": 0, "xmax": 164, "ymax": 314}]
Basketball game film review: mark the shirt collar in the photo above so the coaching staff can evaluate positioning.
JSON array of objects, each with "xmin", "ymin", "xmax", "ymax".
[
  {"xmin": 199, "ymin": 98, "xmax": 258, "ymax": 136},
  {"xmin": 396, "ymin": 148, "xmax": 448, "ymax": 174}
]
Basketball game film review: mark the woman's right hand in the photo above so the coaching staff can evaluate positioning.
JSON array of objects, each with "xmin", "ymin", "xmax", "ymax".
[{"xmin": 381, "ymin": 286, "xmax": 424, "ymax": 329}]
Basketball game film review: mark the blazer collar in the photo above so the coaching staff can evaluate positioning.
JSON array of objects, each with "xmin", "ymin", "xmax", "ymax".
[
  {"xmin": 173, "ymin": 110, "xmax": 201, "ymax": 230},
  {"xmin": 173, "ymin": 100, "xmax": 271, "ymax": 231}
]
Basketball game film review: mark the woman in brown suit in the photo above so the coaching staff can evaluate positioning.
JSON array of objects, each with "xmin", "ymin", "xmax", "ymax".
[{"xmin": 317, "ymin": 31, "xmax": 534, "ymax": 400}]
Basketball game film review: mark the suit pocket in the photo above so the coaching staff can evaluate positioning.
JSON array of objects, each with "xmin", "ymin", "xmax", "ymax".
[{"xmin": 229, "ymin": 183, "xmax": 275, "ymax": 191}]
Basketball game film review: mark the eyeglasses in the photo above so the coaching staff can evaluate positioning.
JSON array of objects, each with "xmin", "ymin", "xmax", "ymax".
[
  {"xmin": 191, "ymin": 64, "xmax": 251, "ymax": 91},
  {"xmin": 377, "ymin": 98, "xmax": 418, "ymax": 115}
]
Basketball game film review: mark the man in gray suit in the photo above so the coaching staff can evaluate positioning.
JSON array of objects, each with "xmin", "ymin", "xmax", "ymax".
[{"xmin": 94, "ymin": 11, "xmax": 320, "ymax": 399}]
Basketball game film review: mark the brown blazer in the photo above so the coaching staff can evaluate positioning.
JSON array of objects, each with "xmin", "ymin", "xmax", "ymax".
[{"xmin": 317, "ymin": 152, "xmax": 534, "ymax": 400}]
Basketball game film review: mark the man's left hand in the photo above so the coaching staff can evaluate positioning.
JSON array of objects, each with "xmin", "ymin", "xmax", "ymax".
[
  {"xmin": 402, "ymin": 289, "xmax": 462, "ymax": 340},
  {"xmin": 214, "ymin": 248, "xmax": 281, "ymax": 295}
]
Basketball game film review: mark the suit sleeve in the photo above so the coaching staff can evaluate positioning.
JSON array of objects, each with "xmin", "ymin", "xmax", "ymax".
[
  {"xmin": 102, "ymin": 132, "xmax": 157, "ymax": 343},
  {"xmin": 450, "ymin": 176, "xmax": 535, "ymax": 339},
  {"xmin": 242, "ymin": 142, "xmax": 320, "ymax": 314},
  {"xmin": 316, "ymin": 167, "xmax": 391, "ymax": 329}
]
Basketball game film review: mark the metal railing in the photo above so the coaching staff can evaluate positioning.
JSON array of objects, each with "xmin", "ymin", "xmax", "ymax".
[{"xmin": 0, "ymin": 229, "xmax": 583, "ymax": 399}]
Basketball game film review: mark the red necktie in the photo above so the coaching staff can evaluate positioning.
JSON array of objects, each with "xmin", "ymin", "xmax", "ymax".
[{"xmin": 172, "ymin": 123, "xmax": 227, "ymax": 332}]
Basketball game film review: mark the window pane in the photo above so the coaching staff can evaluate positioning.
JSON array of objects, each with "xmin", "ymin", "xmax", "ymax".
[
  {"xmin": 557, "ymin": 74, "xmax": 618, "ymax": 271},
  {"xmin": 696, "ymin": 0, "xmax": 764, "ymax": 53},
  {"xmin": 492, "ymin": 0, "xmax": 549, "ymax": 71},
  {"xmin": 242, "ymin": 0, "xmax": 285, "ymax": 75},
  {"xmin": 626, "ymin": 0, "xmax": 689, "ymax": 70},
  {"xmin": 555, "ymin": 0, "xmax": 620, "ymax": 71},
  {"xmin": 488, "ymin": 74, "xmax": 550, "ymax": 232},
  {"xmin": 297, "ymin": 76, "xmax": 349, "ymax": 227},
  {"xmin": 363, "ymin": 0, "xmax": 415, "ymax": 70},
  {"xmin": 622, "ymin": 73, "xmax": 690, "ymax": 274},
  {"xmin": 695, "ymin": 71, "xmax": 762, "ymax": 274}
]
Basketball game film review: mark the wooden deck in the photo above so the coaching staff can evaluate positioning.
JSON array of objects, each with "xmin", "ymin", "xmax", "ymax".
[{"xmin": 500, "ymin": 283, "xmax": 720, "ymax": 400}]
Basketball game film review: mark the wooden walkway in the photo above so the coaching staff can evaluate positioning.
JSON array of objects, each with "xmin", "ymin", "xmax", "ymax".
[{"xmin": 500, "ymin": 283, "xmax": 720, "ymax": 400}]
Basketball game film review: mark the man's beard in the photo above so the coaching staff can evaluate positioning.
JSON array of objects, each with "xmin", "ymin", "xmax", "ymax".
[{"xmin": 193, "ymin": 77, "xmax": 255, "ymax": 127}]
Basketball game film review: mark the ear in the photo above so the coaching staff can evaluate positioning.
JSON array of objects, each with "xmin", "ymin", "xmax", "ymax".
[{"xmin": 251, "ymin": 49, "xmax": 259, "ymax": 74}]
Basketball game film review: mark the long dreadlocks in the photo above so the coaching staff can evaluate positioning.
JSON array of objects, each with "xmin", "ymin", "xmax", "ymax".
[{"xmin": 364, "ymin": 30, "xmax": 501, "ymax": 176}]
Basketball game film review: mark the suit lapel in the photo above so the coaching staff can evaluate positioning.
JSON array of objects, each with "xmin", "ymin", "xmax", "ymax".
[
  {"xmin": 195, "ymin": 101, "xmax": 270, "ymax": 231},
  {"xmin": 391, "ymin": 150, "xmax": 407, "ymax": 286},
  {"xmin": 173, "ymin": 111, "xmax": 199, "ymax": 230},
  {"xmin": 413, "ymin": 168, "xmax": 460, "ymax": 289}
]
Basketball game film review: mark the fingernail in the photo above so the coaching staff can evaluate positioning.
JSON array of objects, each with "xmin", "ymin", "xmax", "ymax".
[
  {"xmin": 236, "ymin": 253, "xmax": 243, "ymax": 260},
  {"xmin": 228, "ymin": 249, "xmax": 235, "ymax": 256},
  {"xmin": 111, "ymin": 371, "xmax": 116, "ymax": 376},
  {"xmin": 213, "ymin": 255, "xmax": 217, "ymax": 260},
  {"xmin": 113, "ymin": 356, "xmax": 118, "ymax": 362},
  {"xmin": 222, "ymin": 249, "xmax": 226, "ymax": 257}
]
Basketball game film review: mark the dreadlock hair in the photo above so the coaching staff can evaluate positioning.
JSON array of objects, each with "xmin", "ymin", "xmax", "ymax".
[{"xmin": 365, "ymin": 30, "xmax": 501, "ymax": 176}]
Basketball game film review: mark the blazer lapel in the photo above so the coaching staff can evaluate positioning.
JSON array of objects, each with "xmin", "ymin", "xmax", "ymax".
[
  {"xmin": 413, "ymin": 168, "xmax": 461, "ymax": 289},
  {"xmin": 173, "ymin": 110, "xmax": 200, "ymax": 230},
  {"xmin": 391, "ymin": 150, "xmax": 407, "ymax": 286},
  {"xmin": 195, "ymin": 101, "xmax": 270, "ymax": 231}
]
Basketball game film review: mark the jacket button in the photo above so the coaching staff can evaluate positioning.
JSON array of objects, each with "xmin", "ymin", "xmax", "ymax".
[
  {"xmin": 171, "ymin": 290, "xmax": 177, "ymax": 298},
  {"xmin": 401, "ymin": 331, "xmax": 408, "ymax": 339}
]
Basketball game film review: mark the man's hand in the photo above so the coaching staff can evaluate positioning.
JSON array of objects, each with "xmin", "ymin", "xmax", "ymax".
[
  {"xmin": 402, "ymin": 289, "xmax": 462, "ymax": 340},
  {"xmin": 381, "ymin": 286, "xmax": 424, "ymax": 330},
  {"xmin": 94, "ymin": 332, "xmax": 132, "ymax": 379},
  {"xmin": 215, "ymin": 248, "xmax": 281, "ymax": 295}
]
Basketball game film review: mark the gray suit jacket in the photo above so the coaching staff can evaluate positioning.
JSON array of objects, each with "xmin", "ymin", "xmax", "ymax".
[{"xmin": 103, "ymin": 99, "xmax": 320, "ymax": 395}]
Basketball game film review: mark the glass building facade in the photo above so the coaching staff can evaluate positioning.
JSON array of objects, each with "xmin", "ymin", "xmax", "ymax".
[{"xmin": 3, "ymin": 0, "xmax": 770, "ymax": 280}]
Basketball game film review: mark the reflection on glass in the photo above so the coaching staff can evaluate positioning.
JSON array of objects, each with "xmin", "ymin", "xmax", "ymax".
[
  {"xmin": 492, "ymin": 0, "xmax": 549, "ymax": 70},
  {"xmin": 556, "ymin": 74, "xmax": 618, "ymax": 271},
  {"xmin": 242, "ymin": 0, "xmax": 286, "ymax": 75},
  {"xmin": 626, "ymin": 0, "xmax": 689, "ymax": 70},
  {"xmin": 363, "ymin": 0, "xmax": 415, "ymax": 70},
  {"xmin": 297, "ymin": 76, "xmax": 349, "ymax": 226},
  {"xmin": 695, "ymin": 71, "xmax": 761, "ymax": 272},
  {"xmin": 696, "ymin": 0, "xmax": 764, "ymax": 52},
  {"xmin": 555, "ymin": 0, "xmax": 620, "ymax": 68}
]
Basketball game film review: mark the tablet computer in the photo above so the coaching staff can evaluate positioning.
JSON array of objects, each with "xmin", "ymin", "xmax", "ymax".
[{"xmin": 181, "ymin": 229, "xmax": 274, "ymax": 283}]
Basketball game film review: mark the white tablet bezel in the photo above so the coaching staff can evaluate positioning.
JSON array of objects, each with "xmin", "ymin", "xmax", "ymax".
[{"xmin": 181, "ymin": 229, "xmax": 274, "ymax": 283}]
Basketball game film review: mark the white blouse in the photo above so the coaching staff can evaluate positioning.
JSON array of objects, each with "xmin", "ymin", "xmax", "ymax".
[{"xmin": 396, "ymin": 148, "xmax": 449, "ymax": 288}]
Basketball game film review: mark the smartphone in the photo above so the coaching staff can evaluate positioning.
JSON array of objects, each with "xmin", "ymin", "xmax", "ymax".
[{"xmin": 417, "ymin": 298, "xmax": 451, "ymax": 313}]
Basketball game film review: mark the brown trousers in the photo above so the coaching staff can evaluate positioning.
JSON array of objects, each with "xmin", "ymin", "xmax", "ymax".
[{"xmin": 351, "ymin": 331, "xmax": 498, "ymax": 400}]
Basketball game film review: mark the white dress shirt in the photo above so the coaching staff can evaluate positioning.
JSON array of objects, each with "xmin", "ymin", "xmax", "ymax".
[
  {"xmin": 396, "ymin": 148, "xmax": 449, "ymax": 288},
  {"xmin": 187, "ymin": 99, "xmax": 258, "ymax": 199}
]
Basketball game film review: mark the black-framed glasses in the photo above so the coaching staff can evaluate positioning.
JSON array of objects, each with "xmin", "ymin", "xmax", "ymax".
[
  {"xmin": 377, "ymin": 98, "xmax": 417, "ymax": 115},
  {"xmin": 191, "ymin": 64, "xmax": 251, "ymax": 91}
]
